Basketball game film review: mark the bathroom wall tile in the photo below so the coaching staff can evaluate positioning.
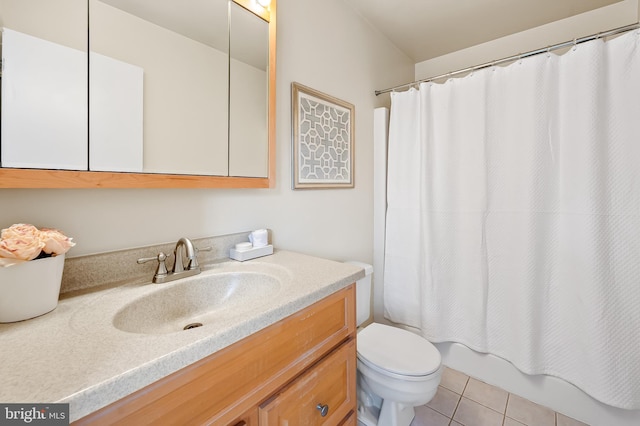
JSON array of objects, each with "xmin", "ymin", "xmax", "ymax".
[
  {"xmin": 504, "ymin": 417, "xmax": 527, "ymax": 426},
  {"xmin": 441, "ymin": 366, "xmax": 469, "ymax": 394},
  {"xmin": 426, "ymin": 385, "xmax": 461, "ymax": 417},
  {"xmin": 557, "ymin": 413, "xmax": 590, "ymax": 426},
  {"xmin": 463, "ymin": 378, "xmax": 509, "ymax": 414},
  {"xmin": 506, "ymin": 393, "xmax": 555, "ymax": 426},
  {"xmin": 411, "ymin": 405, "xmax": 450, "ymax": 426},
  {"xmin": 453, "ymin": 397, "xmax": 504, "ymax": 426}
]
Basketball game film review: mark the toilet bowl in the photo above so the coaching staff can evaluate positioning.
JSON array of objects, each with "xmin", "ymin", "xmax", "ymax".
[
  {"xmin": 346, "ymin": 261, "xmax": 442, "ymax": 426},
  {"xmin": 357, "ymin": 323, "xmax": 442, "ymax": 426}
]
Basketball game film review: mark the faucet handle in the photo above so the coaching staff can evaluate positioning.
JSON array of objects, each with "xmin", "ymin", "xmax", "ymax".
[
  {"xmin": 137, "ymin": 252, "xmax": 170, "ymax": 282},
  {"xmin": 191, "ymin": 246, "xmax": 212, "ymax": 269}
]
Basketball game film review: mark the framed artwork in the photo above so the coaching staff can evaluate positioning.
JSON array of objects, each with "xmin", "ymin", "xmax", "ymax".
[{"xmin": 291, "ymin": 82, "xmax": 355, "ymax": 189}]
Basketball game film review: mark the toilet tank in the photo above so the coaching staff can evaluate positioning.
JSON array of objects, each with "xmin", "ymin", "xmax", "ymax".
[{"xmin": 345, "ymin": 261, "xmax": 373, "ymax": 326}]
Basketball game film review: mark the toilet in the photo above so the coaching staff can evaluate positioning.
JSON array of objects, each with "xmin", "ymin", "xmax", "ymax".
[{"xmin": 347, "ymin": 261, "xmax": 442, "ymax": 426}]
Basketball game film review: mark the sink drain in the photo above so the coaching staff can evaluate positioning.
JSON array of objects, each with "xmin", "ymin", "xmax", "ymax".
[{"xmin": 183, "ymin": 322, "xmax": 203, "ymax": 330}]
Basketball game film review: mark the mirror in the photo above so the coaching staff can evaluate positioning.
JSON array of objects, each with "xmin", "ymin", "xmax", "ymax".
[
  {"xmin": 229, "ymin": 1, "xmax": 269, "ymax": 177},
  {"xmin": 90, "ymin": 0, "xmax": 229, "ymax": 175},
  {"xmin": 0, "ymin": 0, "xmax": 88, "ymax": 170},
  {"xmin": 0, "ymin": 0, "xmax": 276, "ymax": 188}
]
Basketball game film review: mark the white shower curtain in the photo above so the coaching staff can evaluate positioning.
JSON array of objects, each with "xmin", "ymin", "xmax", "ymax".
[{"xmin": 384, "ymin": 30, "xmax": 640, "ymax": 410}]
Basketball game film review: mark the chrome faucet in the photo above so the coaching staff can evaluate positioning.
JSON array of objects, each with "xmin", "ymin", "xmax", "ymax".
[
  {"xmin": 137, "ymin": 237, "xmax": 211, "ymax": 283},
  {"xmin": 173, "ymin": 237, "xmax": 197, "ymax": 273}
]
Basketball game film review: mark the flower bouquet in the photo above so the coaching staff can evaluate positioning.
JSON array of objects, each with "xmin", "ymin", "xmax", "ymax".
[{"xmin": 0, "ymin": 224, "xmax": 75, "ymax": 322}]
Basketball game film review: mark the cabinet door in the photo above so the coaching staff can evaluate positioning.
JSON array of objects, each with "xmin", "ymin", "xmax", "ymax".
[{"xmin": 259, "ymin": 340, "xmax": 356, "ymax": 425}]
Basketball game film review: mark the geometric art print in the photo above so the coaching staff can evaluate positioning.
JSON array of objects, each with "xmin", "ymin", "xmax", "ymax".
[{"xmin": 292, "ymin": 82, "xmax": 355, "ymax": 188}]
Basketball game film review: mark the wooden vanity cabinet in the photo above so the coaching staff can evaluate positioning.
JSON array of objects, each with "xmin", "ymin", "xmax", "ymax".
[{"xmin": 74, "ymin": 284, "xmax": 356, "ymax": 426}]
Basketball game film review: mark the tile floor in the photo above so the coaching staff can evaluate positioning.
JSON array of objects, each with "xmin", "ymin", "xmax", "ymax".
[{"xmin": 410, "ymin": 367, "xmax": 589, "ymax": 426}]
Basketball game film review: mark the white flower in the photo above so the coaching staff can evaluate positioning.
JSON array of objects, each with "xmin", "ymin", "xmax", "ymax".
[
  {"xmin": 0, "ymin": 224, "xmax": 45, "ymax": 261},
  {"xmin": 0, "ymin": 224, "xmax": 75, "ymax": 263},
  {"xmin": 39, "ymin": 228, "xmax": 75, "ymax": 256}
]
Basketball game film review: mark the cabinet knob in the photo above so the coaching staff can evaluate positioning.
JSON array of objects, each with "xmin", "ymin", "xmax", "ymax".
[{"xmin": 316, "ymin": 403, "xmax": 329, "ymax": 417}]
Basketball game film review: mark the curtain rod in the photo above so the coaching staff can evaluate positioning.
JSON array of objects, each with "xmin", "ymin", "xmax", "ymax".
[{"xmin": 375, "ymin": 22, "xmax": 640, "ymax": 96}]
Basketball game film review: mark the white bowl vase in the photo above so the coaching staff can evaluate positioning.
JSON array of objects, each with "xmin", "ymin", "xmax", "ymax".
[{"xmin": 0, "ymin": 254, "xmax": 65, "ymax": 323}]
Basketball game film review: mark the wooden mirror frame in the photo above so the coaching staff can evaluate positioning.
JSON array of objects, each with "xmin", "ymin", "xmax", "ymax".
[{"xmin": 0, "ymin": 0, "xmax": 276, "ymax": 189}]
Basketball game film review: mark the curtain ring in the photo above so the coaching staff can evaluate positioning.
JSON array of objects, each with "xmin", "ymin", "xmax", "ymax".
[
  {"xmin": 518, "ymin": 53, "xmax": 523, "ymax": 65},
  {"xmin": 572, "ymin": 37, "xmax": 578, "ymax": 51},
  {"xmin": 491, "ymin": 61, "xmax": 497, "ymax": 71},
  {"xmin": 546, "ymin": 46, "xmax": 551, "ymax": 58}
]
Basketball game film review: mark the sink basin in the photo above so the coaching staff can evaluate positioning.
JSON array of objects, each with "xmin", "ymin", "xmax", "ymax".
[{"xmin": 112, "ymin": 271, "xmax": 282, "ymax": 334}]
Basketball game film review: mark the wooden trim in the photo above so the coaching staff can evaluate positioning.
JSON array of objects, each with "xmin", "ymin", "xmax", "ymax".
[
  {"xmin": 267, "ymin": 0, "xmax": 277, "ymax": 188},
  {"xmin": 0, "ymin": 168, "xmax": 270, "ymax": 189}
]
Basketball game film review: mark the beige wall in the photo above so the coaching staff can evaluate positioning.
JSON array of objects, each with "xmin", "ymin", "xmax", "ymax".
[
  {"xmin": 415, "ymin": 0, "xmax": 639, "ymax": 81},
  {"xmin": 0, "ymin": 0, "xmax": 87, "ymax": 50},
  {"xmin": 0, "ymin": 0, "xmax": 414, "ymax": 264}
]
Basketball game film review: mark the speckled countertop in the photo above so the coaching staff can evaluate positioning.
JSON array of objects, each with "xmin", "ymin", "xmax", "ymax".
[{"xmin": 0, "ymin": 250, "xmax": 364, "ymax": 422}]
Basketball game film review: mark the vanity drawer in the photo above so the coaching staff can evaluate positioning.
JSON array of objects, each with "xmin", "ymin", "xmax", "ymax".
[
  {"xmin": 259, "ymin": 339, "xmax": 356, "ymax": 425},
  {"xmin": 74, "ymin": 285, "xmax": 355, "ymax": 425}
]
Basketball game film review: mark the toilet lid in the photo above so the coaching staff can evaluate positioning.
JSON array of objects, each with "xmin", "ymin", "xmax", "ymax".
[{"xmin": 357, "ymin": 323, "xmax": 441, "ymax": 377}]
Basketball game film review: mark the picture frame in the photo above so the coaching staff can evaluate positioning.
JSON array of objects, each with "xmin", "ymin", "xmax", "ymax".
[{"xmin": 291, "ymin": 82, "xmax": 355, "ymax": 189}]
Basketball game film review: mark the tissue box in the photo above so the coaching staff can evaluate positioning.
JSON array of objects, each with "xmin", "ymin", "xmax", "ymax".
[{"xmin": 229, "ymin": 245, "xmax": 274, "ymax": 262}]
